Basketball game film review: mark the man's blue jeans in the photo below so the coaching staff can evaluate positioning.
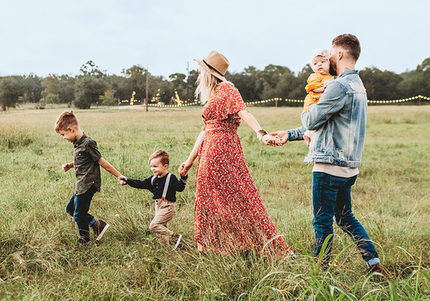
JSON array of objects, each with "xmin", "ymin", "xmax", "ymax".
[
  {"xmin": 312, "ymin": 172, "xmax": 379, "ymax": 267},
  {"xmin": 66, "ymin": 185, "xmax": 97, "ymax": 238}
]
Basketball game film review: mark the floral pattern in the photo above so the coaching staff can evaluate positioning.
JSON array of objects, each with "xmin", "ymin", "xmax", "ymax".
[{"xmin": 194, "ymin": 82, "xmax": 292, "ymax": 256}]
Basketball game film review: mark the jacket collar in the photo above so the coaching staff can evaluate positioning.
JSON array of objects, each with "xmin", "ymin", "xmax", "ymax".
[{"xmin": 338, "ymin": 69, "xmax": 358, "ymax": 78}]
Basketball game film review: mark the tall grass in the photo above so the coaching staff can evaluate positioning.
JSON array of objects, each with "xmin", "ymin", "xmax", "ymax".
[{"xmin": 0, "ymin": 106, "xmax": 429, "ymax": 300}]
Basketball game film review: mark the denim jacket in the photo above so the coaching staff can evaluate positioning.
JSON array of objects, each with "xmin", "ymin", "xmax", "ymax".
[{"xmin": 287, "ymin": 70, "xmax": 367, "ymax": 168}]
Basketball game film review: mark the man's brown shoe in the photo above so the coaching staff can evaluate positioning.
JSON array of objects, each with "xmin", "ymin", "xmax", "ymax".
[{"xmin": 367, "ymin": 263, "xmax": 392, "ymax": 279}]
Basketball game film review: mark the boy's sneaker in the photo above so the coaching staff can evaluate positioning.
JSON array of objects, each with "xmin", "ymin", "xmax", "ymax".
[
  {"xmin": 91, "ymin": 219, "xmax": 110, "ymax": 241},
  {"xmin": 170, "ymin": 233, "xmax": 182, "ymax": 250}
]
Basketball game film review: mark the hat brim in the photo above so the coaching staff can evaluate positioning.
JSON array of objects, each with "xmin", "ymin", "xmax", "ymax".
[{"xmin": 194, "ymin": 59, "xmax": 226, "ymax": 82}]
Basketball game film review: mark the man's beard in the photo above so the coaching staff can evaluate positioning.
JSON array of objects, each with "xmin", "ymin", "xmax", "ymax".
[{"xmin": 329, "ymin": 60, "xmax": 337, "ymax": 76}]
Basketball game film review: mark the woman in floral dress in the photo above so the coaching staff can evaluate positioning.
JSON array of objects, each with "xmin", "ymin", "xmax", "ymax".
[{"xmin": 179, "ymin": 51, "xmax": 293, "ymax": 256}]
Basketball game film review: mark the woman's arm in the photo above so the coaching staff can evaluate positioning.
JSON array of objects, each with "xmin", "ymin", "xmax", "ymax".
[
  {"xmin": 178, "ymin": 131, "xmax": 205, "ymax": 176},
  {"xmin": 238, "ymin": 110, "xmax": 281, "ymax": 145},
  {"xmin": 238, "ymin": 109, "xmax": 262, "ymax": 133}
]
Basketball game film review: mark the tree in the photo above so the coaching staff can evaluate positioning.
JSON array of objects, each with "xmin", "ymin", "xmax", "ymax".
[
  {"xmin": 0, "ymin": 76, "xmax": 22, "ymax": 111},
  {"xmin": 168, "ymin": 73, "xmax": 187, "ymax": 101},
  {"xmin": 288, "ymin": 64, "xmax": 312, "ymax": 102},
  {"xmin": 21, "ymin": 74, "xmax": 42, "ymax": 103},
  {"xmin": 58, "ymin": 75, "xmax": 76, "ymax": 104},
  {"xmin": 398, "ymin": 58, "xmax": 430, "ymax": 99},
  {"xmin": 73, "ymin": 61, "xmax": 108, "ymax": 109},
  {"xmin": 228, "ymin": 66, "xmax": 264, "ymax": 101},
  {"xmin": 41, "ymin": 75, "xmax": 61, "ymax": 104},
  {"xmin": 122, "ymin": 65, "xmax": 147, "ymax": 100},
  {"xmin": 259, "ymin": 64, "xmax": 296, "ymax": 100},
  {"xmin": 73, "ymin": 76, "xmax": 106, "ymax": 109},
  {"xmin": 80, "ymin": 60, "xmax": 106, "ymax": 78},
  {"xmin": 106, "ymin": 74, "xmax": 130, "ymax": 101},
  {"xmin": 99, "ymin": 89, "xmax": 118, "ymax": 106},
  {"xmin": 186, "ymin": 70, "xmax": 198, "ymax": 101},
  {"xmin": 359, "ymin": 67, "xmax": 402, "ymax": 100}
]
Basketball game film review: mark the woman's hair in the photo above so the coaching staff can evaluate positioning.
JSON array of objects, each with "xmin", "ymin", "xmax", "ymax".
[{"xmin": 195, "ymin": 67, "xmax": 223, "ymax": 104}]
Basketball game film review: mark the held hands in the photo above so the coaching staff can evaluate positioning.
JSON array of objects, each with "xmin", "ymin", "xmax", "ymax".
[
  {"xmin": 267, "ymin": 131, "xmax": 289, "ymax": 145},
  {"xmin": 262, "ymin": 134, "xmax": 282, "ymax": 146},
  {"xmin": 61, "ymin": 162, "xmax": 73, "ymax": 172},
  {"xmin": 178, "ymin": 159, "xmax": 193, "ymax": 177},
  {"xmin": 118, "ymin": 175, "xmax": 127, "ymax": 185}
]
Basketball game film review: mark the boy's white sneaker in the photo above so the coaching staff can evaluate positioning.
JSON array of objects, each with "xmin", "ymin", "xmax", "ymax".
[
  {"xmin": 92, "ymin": 219, "xmax": 110, "ymax": 241},
  {"xmin": 172, "ymin": 233, "xmax": 182, "ymax": 250}
]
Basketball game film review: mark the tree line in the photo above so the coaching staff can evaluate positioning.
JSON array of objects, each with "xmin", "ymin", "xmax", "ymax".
[{"xmin": 1, "ymin": 57, "xmax": 429, "ymax": 111}]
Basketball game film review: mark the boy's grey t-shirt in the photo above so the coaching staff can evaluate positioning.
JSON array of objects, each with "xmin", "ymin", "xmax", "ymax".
[{"xmin": 73, "ymin": 134, "xmax": 102, "ymax": 195}]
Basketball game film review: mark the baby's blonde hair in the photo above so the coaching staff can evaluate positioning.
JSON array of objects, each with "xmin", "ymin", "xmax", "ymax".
[{"xmin": 312, "ymin": 49, "xmax": 330, "ymax": 63}]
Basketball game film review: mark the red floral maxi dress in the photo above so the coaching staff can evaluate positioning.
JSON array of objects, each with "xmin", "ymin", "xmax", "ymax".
[{"xmin": 194, "ymin": 82, "xmax": 292, "ymax": 256}]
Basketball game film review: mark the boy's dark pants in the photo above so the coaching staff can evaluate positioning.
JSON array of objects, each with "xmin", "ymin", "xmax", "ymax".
[
  {"xmin": 66, "ymin": 185, "xmax": 97, "ymax": 238},
  {"xmin": 312, "ymin": 172, "xmax": 379, "ymax": 266}
]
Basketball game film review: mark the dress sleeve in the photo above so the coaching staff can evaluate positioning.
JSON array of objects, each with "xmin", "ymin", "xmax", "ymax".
[
  {"xmin": 216, "ymin": 82, "xmax": 247, "ymax": 120},
  {"xmin": 305, "ymin": 73, "xmax": 324, "ymax": 93}
]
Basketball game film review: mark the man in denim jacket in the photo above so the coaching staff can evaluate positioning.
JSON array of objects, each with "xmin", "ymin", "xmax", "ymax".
[{"xmin": 272, "ymin": 34, "xmax": 388, "ymax": 276}]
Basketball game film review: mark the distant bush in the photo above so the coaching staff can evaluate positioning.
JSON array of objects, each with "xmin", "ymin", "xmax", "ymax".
[{"xmin": 0, "ymin": 125, "xmax": 33, "ymax": 149}]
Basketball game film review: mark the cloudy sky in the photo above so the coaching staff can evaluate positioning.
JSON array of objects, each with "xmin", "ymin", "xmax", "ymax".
[{"xmin": 1, "ymin": 0, "xmax": 428, "ymax": 78}]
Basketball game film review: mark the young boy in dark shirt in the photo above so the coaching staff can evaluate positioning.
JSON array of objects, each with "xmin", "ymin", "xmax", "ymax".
[
  {"xmin": 55, "ymin": 111, "xmax": 124, "ymax": 245},
  {"xmin": 120, "ymin": 150, "xmax": 187, "ymax": 250}
]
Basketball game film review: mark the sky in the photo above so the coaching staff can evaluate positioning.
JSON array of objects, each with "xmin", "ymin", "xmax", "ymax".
[{"xmin": 1, "ymin": 0, "xmax": 428, "ymax": 78}]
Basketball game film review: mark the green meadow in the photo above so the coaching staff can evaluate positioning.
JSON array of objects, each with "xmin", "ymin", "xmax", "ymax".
[{"xmin": 0, "ymin": 105, "xmax": 429, "ymax": 300}]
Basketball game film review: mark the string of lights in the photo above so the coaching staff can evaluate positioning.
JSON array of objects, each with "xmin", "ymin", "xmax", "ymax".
[{"xmin": 119, "ymin": 95, "xmax": 429, "ymax": 107}]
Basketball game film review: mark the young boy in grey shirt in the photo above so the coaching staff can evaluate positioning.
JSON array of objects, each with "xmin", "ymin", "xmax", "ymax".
[{"xmin": 55, "ymin": 111, "xmax": 124, "ymax": 244}]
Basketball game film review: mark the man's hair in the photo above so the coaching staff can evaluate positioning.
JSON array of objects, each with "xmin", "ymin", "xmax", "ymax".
[
  {"xmin": 332, "ymin": 34, "xmax": 361, "ymax": 61},
  {"xmin": 149, "ymin": 149, "xmax": 169, "ymax": 165},
  {"xmin": 54, "ymin": 111, "xmax": 79, "ymax": 132}
]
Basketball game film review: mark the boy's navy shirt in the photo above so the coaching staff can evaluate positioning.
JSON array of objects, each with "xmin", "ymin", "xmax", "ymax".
[
  {"xmin": 125, "ymin": 173, "xmax": 187, "ymax": 202},
  {"xmin": 73, "ymin": 134, "xmax": 102, "ymax": 195}
]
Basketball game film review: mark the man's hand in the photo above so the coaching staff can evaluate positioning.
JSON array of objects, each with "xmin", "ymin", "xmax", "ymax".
[
  {"xmin": 117, "ymin": 175, "xmax": 127, "ymax": 185},
  {"xmin": 62, "ymin": 162, "xmax": 73, "ymax": 172},
  {"xmin": 304, "ymin": 134, "xmax": 311, "ymax": 147},
  {"xmin": 262, "ymin": 135, "xmax": 282, "ymax": 146},
  {"xmin": 268, "ymin": 131, "xmax": 288, "ymax": 145}
]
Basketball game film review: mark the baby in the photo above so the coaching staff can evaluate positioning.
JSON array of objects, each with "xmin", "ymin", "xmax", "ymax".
[{"xmin": 303, "ymin": 50, "xmax": 333, "ymax": 145}]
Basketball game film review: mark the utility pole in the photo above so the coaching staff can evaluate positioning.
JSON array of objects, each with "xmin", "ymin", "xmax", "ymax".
[
  {"xmin": 186, "ymin": 61, "xmax": 190, "ymax": 101},
  {"xmin": 145, "ymin": 69, "xmax": 149, "ymax": 112}
]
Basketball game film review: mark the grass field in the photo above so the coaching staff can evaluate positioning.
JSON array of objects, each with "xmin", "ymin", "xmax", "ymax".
[{"xmin": 0, "ymin": 105, "xmax": 429, "ymax": 300}]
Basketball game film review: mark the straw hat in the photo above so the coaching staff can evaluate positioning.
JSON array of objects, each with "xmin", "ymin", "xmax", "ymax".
[{"xmin": 194, "ymin": 50, "xmax": 229, "ymax": 81}]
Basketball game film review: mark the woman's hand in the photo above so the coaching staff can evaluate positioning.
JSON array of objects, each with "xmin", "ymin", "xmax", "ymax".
[
  {"xmin": 268, "ymin": 131, "xmax": 289, "ymax": 145},
  {"xmin": 179, "ymin": 159, "xmax": 194, "ymax": 176},
  {"xmin": 262, "ymin": 135, "xmax": 282, "ymax": 146}
]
